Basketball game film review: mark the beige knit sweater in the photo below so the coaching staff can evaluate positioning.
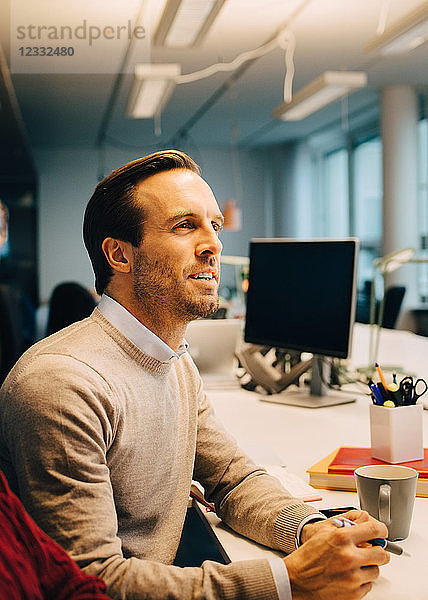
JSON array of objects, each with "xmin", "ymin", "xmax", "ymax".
[{"xmin": 0, "ymin": 309, "xmax": 319, "ymax": 599}]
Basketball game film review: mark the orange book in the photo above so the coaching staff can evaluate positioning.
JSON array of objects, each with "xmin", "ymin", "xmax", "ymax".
[{"xmin": 306, "ymin": 447, "xmax": 428, "ymax": 498}]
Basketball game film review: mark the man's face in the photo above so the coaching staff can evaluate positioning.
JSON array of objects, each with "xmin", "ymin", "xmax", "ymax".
[{"xmin": 131, "ymin": 169, "xmax": 224, "ymax": 324}]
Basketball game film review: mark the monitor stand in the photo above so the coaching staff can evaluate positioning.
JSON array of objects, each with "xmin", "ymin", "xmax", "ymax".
[{"xmin": 260, "ymin": 356, "xmax": 356, "ymax": 409}]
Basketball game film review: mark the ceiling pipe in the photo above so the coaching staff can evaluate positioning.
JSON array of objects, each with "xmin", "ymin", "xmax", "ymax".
[{"xmin": 167, "ymin": 0, "xmax": 313, "ymax": 146}]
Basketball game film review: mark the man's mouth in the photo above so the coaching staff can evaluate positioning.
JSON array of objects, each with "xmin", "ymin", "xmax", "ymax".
[{"xmin": 188, "ymin": 272, "xmax": 215, "ymax": 280}]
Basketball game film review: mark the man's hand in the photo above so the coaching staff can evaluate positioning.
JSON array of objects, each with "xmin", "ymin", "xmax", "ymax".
[
  {"xmin": 300, "ymin": 509, "xmax": 375, "ymax": 544},
  {"xmin": 284, "ymin": 510, "xmax": 390, "ymax": 600}
]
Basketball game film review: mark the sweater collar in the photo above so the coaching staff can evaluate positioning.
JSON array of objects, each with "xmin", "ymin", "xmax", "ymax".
[{"xmin": 97, "ymin": 294, "xmax": 188, "ymax": 365}]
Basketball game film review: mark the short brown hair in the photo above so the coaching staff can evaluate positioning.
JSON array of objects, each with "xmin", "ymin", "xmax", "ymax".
[{"xmin": 83, "ymin": 150, "xmax": 200, "ymax": 295}]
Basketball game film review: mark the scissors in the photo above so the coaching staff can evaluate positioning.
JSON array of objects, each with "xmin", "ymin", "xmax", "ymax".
[{"xmin": 399, "ymin": 376, "xmax": 428, "ymax": 405}]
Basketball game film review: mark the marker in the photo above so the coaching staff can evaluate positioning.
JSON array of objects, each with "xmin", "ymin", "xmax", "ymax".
[
  {"xmin": 383, "ymin": 400, "xmax": 395, "ymax": 408},
  {"xmin": 331, "ymin": 517, "xmax": 411, "ymax": 556},
  {"xmin": 375, "ymin": 362, "xmax": 388, "ymax": 391},
  {"xmin": 387, "ymin": 382, "xmax": 403, "ymax": 406},
  {"xmin": 387, "ymin": 382, "xmax": 399, "ymax": 393}
]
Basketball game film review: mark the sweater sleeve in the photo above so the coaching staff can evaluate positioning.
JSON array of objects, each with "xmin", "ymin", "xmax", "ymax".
[
  {"xmin": 0, "ymin": 354, "xmax": 280, "ymax": 600},
  {"xmin": 193, "ymin": 378, "xmax": 322, "ymax": 555},
  {"xmin": 0, "ymin": 470, "xmax": 110, "ymax": 600}
]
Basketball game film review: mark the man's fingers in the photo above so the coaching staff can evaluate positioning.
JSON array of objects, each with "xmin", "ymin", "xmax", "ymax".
[
  {"xmin": 357, "ymin": 545, "xmax": 390, "ymax": 567},
  {"xmin": 343, "ymin": 518, "xmax": 389, "ymax": 546},
  {"xmin": 359, "ymin": 581, "xmax": 374, "ymax": 598},
  {"xmin": 338, "ymin": 509, "xmax": 370, "ymax": 523},
  {"xmin": 360, "ymin": 565, "xmax": 380, "ymax": 582}
]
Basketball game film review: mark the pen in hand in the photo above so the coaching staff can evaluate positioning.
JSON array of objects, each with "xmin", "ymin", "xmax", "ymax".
[{"xmin": 331, "ymin": 517, "xmax": 411, "ymax": 557}]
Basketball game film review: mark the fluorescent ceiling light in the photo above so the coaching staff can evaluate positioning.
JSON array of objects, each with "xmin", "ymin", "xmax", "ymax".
[
  {"xmin": 272, "ymin": 71, "xmax": 368, "ymax": 122},
  {"xmin": 154, "ymin": 0, "xmax": 226, "ymax": 47},
  {"xmin": 127, "ymin": 64, "xmax": 181, "ymax": 119},
  {"xmin": 365, "ymin": 4, "xmax": 428, "ymax": 56}
]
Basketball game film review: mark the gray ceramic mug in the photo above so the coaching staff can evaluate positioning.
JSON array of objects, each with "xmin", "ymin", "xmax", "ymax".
[{"xmin": 355, "ymin": 464, "xmax": 418, "ymax": 541}]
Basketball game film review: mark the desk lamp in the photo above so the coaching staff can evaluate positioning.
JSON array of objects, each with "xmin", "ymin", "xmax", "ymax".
[{"xmin": 368, "ymin": 247, "xmax": 415, "ymax": 372}]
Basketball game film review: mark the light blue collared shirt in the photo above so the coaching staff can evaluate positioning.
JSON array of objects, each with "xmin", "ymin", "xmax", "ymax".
[
  {"xmin": 96, "ymin": 293, "xmax": 325, "ymax": 600},
  {"xmin": 97, "ymin": 294, "xmax": 188, "ymax": 362}
]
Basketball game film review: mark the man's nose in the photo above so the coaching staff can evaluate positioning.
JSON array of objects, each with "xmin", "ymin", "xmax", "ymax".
[{"xmin": 196, "ymin": 227, "xmax": 223, "ymax": 257}]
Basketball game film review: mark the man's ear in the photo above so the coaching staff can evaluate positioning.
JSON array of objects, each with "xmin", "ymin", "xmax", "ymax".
[{"xmin": 102, "ymin": 238, "xmax": 132, "ymax": 274}]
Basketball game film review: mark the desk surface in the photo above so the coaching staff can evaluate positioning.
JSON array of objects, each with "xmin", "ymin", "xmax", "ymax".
[{"xmin": 200, "ymin": 324, "xmax": 428, "ymax": 600}]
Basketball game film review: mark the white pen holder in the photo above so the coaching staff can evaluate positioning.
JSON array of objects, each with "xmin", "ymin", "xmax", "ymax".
[{"xmin": 369, "ymin": 404, "xmax": 424, "ymax": 464}]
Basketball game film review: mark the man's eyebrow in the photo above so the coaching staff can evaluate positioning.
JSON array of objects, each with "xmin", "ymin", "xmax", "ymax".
[
  {"xmin": 166, "ymin": 211, "xmax": 225, "ymax": 225},
  {"xmin": 215, "ymin": 213, "xmax": 225, "ymax": 226}
]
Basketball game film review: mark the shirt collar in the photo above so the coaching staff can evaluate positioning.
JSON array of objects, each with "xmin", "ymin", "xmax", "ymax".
[{"xmin": 97, "ymin": 294, "xmax": 188, "ymax": 364}]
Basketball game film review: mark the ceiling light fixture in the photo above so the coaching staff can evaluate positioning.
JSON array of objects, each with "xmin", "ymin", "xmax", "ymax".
[
  {"xmin": 128, "ymin": 25, "xmax": 295, "ymax": 127},
  {"xmin": 154, "ymin": 0, "xmax": 226, "ymax": 47},
  {"xmin": 272, "ymin": 71, "xmax": 368, "ymax": 121},
  {"xmin": 127, "ymin": 64, "xmax": 181, "ymax": 119},
  {"xmin": 365, "ymin": 3, "xmax": 428, "ymax": 56}
]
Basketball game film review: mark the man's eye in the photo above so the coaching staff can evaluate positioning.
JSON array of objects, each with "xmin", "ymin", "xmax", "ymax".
[
  {"xmin": 213, "ymin": 222, "xmax": 223, "ymax": 233},
  {"xmin": 175, "ymin": 221, "xmax": 194, "ymax": 230}
]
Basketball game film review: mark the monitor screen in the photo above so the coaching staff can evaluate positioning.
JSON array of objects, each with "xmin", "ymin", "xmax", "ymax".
[{"xmin": 245, "ymin": 238, "xmax": 358, "ymax": 359}]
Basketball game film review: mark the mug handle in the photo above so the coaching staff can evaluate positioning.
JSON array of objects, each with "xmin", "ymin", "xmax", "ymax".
[{"xmin": 378, "ymin": 483, "xmax": 391, "ymax": 525}]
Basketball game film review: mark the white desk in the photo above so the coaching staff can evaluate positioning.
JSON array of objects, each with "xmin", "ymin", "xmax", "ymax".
[{"xmin": 199, "ymin": 324, "xmax": 428, "ymax": 600}]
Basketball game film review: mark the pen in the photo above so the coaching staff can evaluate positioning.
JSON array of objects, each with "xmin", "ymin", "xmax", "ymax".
[
  {"xmin": 331, "ymin": 517, "xmax": 411, "ymax": 556},
  {"xmin": 368, "ymin": 381, "xmax": 383, "ymax": 405},
  {"xmin": 376, "ymin": 382, "xmax": 389, "ymax": 402},
  {"xmin": 375, "ymin": 362, "xmax": 388, "ymax": 391}
]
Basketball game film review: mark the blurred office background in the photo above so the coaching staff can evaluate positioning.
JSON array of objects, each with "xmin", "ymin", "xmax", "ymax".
[{"xmin": 0, "ymin": 0, "xmax": 427, "ymax": 370}]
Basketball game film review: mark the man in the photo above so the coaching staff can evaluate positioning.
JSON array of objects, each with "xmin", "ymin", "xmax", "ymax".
[{"xmin": 0, "ymin": 151, "xmax": 388, "ymax": 600}]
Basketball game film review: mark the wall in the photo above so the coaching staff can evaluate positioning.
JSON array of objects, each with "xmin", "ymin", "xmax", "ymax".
[{"xmin": 33, "ymin": 145, "xmax": 270, "ymax": 303}]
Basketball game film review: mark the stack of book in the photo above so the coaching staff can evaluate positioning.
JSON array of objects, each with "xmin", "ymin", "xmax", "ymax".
[{"xmin": 307, "ymin": 446, "xmax": 428, "ymax": 498}]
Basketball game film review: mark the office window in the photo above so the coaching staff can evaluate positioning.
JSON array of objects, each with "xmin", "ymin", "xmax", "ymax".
[
  {"xmin": 352, "ymin": 137, "xmax": 382, "ymax": 287},
  {"xmin": 305, "ymin": 110, "xmax": 427, "ymax": 303},
  {"xmin": 320, "ymin": 148, "xmax": 349, "ymax": 237},
  {"xmin": 309, "ymin": 132, "xmax": 382, "ymax": 290}
]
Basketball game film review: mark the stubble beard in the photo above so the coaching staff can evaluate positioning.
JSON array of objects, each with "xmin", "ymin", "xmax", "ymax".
[{"xmin": 132, "ymin": 249, "xmax": 219, "ymax": 322}]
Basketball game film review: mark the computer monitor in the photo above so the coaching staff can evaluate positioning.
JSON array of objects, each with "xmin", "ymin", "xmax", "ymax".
[{"xmin": 244, "ymin": 238, "xmax": 359, "ymax": 408}]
